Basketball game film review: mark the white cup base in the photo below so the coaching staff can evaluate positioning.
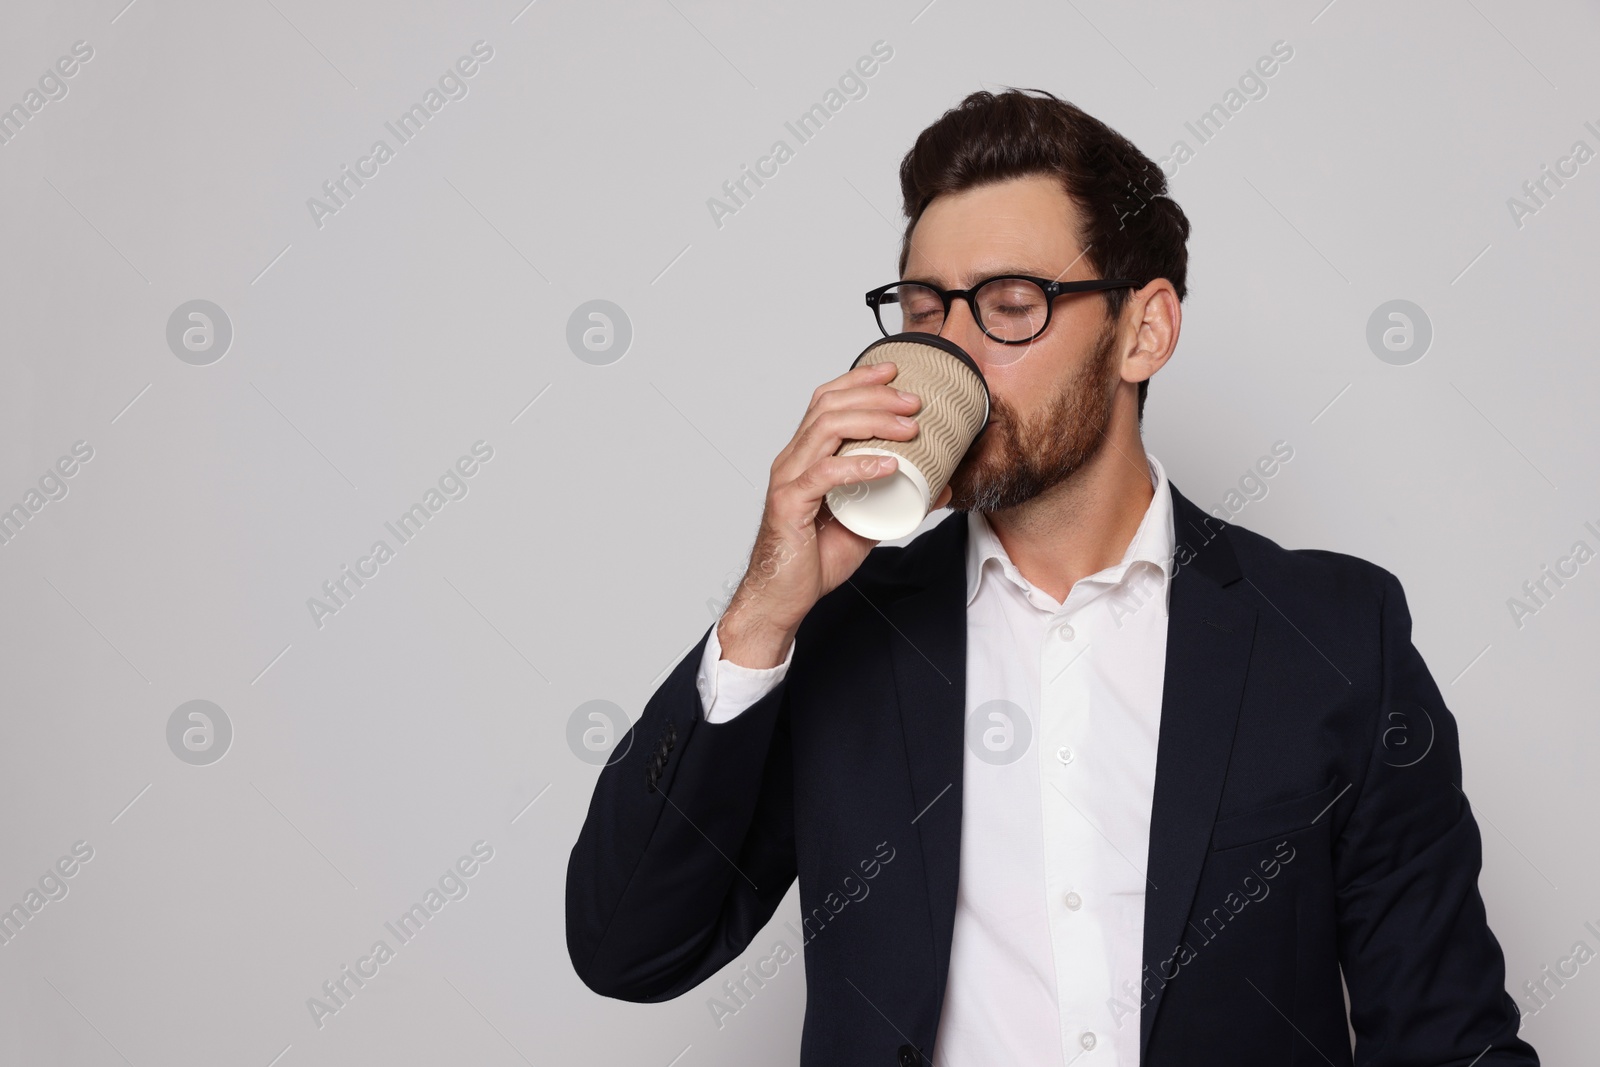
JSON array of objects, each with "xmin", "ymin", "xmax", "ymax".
[{"xmin": 825, "ymin": 448, "xmax": 932, "ymax": 541}]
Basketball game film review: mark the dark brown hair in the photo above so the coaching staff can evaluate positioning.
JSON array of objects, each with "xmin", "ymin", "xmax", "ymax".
[{"xmin": 897, "ymin": 88, "xmax": 1190, "ymax": 419}]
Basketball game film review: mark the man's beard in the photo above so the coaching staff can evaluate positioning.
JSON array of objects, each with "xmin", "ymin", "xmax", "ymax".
[{"xmin": 945, "ymin": 318, "xmax": 1121, "ymax": 514}]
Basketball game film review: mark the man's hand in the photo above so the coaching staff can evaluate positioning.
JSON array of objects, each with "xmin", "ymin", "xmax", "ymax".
[{"xmin": 719, "ymin": 360, "xmax": 953, "ymax": 668}]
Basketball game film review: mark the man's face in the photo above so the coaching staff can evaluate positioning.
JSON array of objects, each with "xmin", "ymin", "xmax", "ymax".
[{"xmin": 901, "ymin": 173, "xmax": 1125, "ymax": 513}]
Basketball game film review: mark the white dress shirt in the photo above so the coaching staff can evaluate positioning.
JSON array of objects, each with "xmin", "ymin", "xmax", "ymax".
[{"xmin": 696, "ymin": 455, "xmax": 1176, "ymax": 1067}]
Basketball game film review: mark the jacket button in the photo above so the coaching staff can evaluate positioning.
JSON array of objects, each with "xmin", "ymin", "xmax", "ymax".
[{"xmin": 897, "ymin": 1045, "xmax": 919, "ymax": 1066}]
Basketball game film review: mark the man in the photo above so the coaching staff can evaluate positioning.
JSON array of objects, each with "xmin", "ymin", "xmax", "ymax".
[{"xmin": 566, "ymin": 89, "xmax": 1535, "ymax": 1066}]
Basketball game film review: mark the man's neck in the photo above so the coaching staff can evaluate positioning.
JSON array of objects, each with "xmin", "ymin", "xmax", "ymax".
[{"xmin": 981, "ymin": 425, "xmax": 1155, "ymax": 604}]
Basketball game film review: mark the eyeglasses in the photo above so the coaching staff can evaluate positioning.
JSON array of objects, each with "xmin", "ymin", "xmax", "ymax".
[{"xmin": 864, "ymin": 274, "xmax": 1140, "ymax": 345}]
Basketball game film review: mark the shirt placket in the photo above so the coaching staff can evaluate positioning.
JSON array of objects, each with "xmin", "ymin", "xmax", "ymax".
[{"xmin": 1038, "ymin": 578, "xmax": 1118, "ymax": 1064}]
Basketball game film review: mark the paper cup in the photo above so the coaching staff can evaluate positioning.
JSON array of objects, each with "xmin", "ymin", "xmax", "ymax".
[{"xmin": 825, "ymin": 332, "xmax": 990, "ymax": 540}]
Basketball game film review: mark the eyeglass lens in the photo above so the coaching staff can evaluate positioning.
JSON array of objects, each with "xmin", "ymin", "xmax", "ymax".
[{"xmin": 879, "ymin": 278, "xmax": 1050, "ymax": 342}]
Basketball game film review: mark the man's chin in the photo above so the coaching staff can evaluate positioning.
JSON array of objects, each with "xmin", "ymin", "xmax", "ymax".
[{"xmin": 944, "ymin": 464, "xmax": 1006, "ymax": 513}]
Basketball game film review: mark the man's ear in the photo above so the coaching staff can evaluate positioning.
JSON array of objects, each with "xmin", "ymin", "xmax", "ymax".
[{"xmin": 1120, "ymin": 279, "xmax": 1180, "ymax": 387}]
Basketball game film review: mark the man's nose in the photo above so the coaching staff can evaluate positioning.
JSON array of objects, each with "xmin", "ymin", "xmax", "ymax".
[{"xmin": 939, "ymin": 298, "xmax": 988, "ymax": 355}]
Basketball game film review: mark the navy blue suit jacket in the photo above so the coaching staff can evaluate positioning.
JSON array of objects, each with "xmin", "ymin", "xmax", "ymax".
[{"xmin": 566, "ymin": 485, "xmax": 1536, "ymax": 1066}]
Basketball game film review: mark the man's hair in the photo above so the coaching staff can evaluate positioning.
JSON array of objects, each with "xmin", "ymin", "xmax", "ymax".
[{"xmin": 896, "ymin": 88, "xmax": 1190, "ymax": 420}]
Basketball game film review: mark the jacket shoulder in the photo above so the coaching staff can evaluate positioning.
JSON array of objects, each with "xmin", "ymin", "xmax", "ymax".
[
  {"xmin": 799, "ymin": 512, "xmax": 963, "ymax": 634},
  {"xmin": 1217, "ymin": 515, "xmax": 1398, "ymax": 615},
  {"xmin": 861, "ymin": 512, "xmax": 962, "ymax": 581}
]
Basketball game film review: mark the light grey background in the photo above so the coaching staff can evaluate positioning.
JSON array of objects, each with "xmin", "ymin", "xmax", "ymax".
[{"xmin": 1, "ymin": 0, "xmax": 1595, "ymax": 1063}]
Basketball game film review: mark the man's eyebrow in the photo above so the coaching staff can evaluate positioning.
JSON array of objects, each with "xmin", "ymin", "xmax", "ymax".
[{"xmin": 901, "ymin": 264, "xmax": 1060, "ymax": 286}]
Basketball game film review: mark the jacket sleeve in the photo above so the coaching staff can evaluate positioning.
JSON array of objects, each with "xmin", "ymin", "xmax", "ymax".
[
  {"xmin": 1334, "ymin": 569, "xmax": 1538, "ymax": 1065},
  {"xmin": 565, "ymin": 620, "xmax": 798, "ymax": 1001}
]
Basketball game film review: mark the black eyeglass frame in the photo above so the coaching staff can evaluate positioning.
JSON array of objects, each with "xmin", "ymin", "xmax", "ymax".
[{"xmin": 864, "ymin": 274, "xmax": 1142, "ymax": 345}]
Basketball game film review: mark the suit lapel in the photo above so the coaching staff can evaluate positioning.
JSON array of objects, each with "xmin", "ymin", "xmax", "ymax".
[
  {"xmin": 883, "ymin": 514, "xmax": 969, "ymax": 991},
  {"xmin": 1139, "ymin": 487, "xmax": 1258, "ymax": 1057}
]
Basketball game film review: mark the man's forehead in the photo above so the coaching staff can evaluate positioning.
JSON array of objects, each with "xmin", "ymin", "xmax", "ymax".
[{"xmin": 902, "ymin": 182, "xmax": 1087, "ymax": 283}]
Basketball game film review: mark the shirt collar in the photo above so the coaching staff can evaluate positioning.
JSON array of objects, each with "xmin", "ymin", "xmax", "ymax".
[{"xmin": 964, "ymin": 452, "xmax": 1177, "ymax": 610}]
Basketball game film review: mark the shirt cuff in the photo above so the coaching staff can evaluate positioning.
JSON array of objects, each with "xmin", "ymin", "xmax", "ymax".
[{"xmin": 696, "ymin": 618, "xmax": 794, "ymax": 724}]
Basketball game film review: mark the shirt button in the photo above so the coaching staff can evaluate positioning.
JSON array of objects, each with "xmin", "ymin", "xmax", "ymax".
[
  {"xmin": 1064, "ymin": 891, "xmax": 1082, "ymax": 910},
  {"xmin": 1055, "ymin": 622, "xmax": 1075, "ymax": 640},
  {"xmin": 1056, "ymin": 746, "xmax": 1074, "ymax": 765},
  {"xmin": 1080, "ymin": 1031, "xmax": 1097, "ymax": 1050}
]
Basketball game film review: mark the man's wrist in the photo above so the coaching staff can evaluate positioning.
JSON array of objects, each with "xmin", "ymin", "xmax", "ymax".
[{"xmin": 716, "ymin": 604, "xmax": 795, "ymax": 670}]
